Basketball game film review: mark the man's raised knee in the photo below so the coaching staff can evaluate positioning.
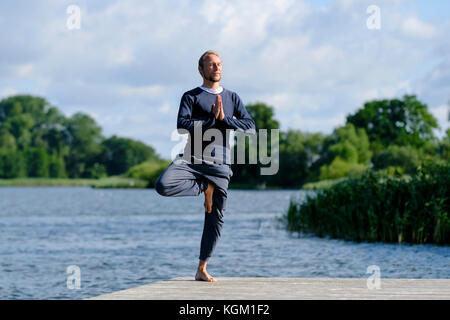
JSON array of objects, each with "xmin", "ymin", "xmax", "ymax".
[{"xmin": 155, "ymin": 177, "xmax": 167, "ymax": 196}]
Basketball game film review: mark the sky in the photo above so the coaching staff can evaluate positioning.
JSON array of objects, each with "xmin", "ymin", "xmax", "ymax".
[{"xmin": 1, "ymin": 0, "xmax": 449, "ymax": 159}]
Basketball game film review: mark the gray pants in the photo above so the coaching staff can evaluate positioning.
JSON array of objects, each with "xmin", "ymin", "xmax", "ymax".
[{"xmin": 155, "ymin": 159, "xmax": 233, "ymax": 261}]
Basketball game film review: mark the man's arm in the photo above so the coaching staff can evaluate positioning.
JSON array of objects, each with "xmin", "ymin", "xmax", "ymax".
[
  {"xmin": 222, "ymin": 93, "xmax": 256, "ymax": 134},
  {"xmin": 177, "ymin": 93, "xmax": 216, "ymax": 135}
]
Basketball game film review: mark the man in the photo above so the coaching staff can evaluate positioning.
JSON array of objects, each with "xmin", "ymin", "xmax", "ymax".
[{"xmin": 155, "ymin": 50, "xmax": 256, "ymax": 282}]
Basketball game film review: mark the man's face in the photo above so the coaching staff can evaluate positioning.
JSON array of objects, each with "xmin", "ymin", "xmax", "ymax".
[{"xmin": 199, "ymin": 54, "xmax": 222, "ymax": 82}]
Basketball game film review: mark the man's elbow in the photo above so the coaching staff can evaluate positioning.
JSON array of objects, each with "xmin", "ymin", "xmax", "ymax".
[
  {"xmin": 176, "ymin": 119, "xmax": 189, "ymax": 135},
  {"xmin": 247, "ymin": 120, "xmax": 256, "ymax": 135},
  {"xmin": 246, "ymin": 127, "xmax": 256, "ymax": 135},
  {"xmin": 239, "ymin": 123, "xmax": 256, "ymax": 136}
]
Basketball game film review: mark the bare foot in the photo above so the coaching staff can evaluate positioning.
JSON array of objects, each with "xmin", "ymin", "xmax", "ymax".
[
  {"xmin": 203, "ymin": 182, "xmax": 214, "ymax": 213},
  {"xmin": 195, "ymin": 269, "xmax": 216, "ymax": 282}
]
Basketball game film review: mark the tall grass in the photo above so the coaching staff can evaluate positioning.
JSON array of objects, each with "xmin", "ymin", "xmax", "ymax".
[{"xmin": 286, "ymin": 163, "xmax": 450, "ymax": 245}]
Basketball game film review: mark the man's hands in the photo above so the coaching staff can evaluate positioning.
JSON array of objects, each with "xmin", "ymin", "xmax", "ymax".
[{"xmin": 212, "ymin": 94, "xmax": 225, "ymax": 121}]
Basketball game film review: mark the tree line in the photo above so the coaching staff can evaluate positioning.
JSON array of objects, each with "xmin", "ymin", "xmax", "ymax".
[
  {"xmin": 232, "ymin": 94, "xmax": 449, "ymax": 188},
  {"xmin": 0, "ymin": 95, "xmax": 163, "ymax": 179},
  {"xmin": 1, "ymin": 94, "xmax": 448, "ymax": 188}
]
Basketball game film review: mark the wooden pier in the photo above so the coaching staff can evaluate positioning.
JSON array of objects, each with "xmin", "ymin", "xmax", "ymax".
[{"xmin": 88, "ymin": 277, "xmax": 450, "ymax": 300}]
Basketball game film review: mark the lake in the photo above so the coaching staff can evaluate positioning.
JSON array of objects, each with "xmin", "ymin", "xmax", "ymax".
[{"xmin": 0, "ymin": 186, "xmax": 448, "ymax": 299}]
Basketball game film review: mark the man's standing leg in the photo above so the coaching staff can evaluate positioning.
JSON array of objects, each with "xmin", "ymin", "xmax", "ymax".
[{"xmin": 196, "ymin": 187, "xmax": 226, "ymax": 282}]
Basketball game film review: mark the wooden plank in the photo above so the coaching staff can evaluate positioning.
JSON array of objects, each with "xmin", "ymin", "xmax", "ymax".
[{"xmin": 88, "ymin": 277, "xmax": 450, "ymax": 300}]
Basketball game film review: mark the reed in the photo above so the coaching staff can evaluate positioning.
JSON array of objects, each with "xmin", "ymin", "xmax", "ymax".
[{"xmin": 286, "ymin": 162, "xmax": 450, "ymax": 245}]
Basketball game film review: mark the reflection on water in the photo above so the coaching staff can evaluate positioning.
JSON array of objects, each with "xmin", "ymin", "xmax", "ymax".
[{"xmin": 0, "ymin": 186, "xmax": 448, "ymax": 299}]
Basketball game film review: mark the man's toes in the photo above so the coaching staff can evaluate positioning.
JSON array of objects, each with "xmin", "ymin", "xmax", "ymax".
[{"xmin": 204, "ymin": 274, "xmax": 214, "ymax": 282}]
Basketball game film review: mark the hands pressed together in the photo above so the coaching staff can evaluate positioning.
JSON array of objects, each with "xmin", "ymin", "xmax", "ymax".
[
  {"xmin": 204, "ymin": 95, "xmax": 223, "ymax": 214},
  {"xmin": 211, "ymin": 94, "xmax": 225, "ymax": 121}
]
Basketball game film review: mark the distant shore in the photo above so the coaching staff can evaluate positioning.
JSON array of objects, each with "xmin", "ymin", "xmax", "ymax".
[
  {"xmin": 0, "ymin": 177, "xmax": 302, "ymax": 190},
  {"xmin": 0, "ymin": 177, "xmax": 148, "ymax": 188}
]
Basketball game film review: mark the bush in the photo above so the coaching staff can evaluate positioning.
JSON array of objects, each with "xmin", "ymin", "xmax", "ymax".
[
  {"xmin": 372, "ymin": 145, "xmax": 421, "ymax": 175},
  {"xmin": 319, "ymin": 157, "xmax": 369, "ymax": 180},
  {"xmin": 287, "ymin": 162, "xmax": 450, "ymax": 244},
  {"xmin": 126, "ymin": 160, "xmax": 171, "ymax": 187}
]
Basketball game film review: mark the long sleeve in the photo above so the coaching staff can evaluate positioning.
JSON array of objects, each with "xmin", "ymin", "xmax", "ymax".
[
  {"xmin": 222, "ymin": 93, "xmax": 256, "ymax": 134},
  {"xmin": 177, "ymin": 93, "xmax": 216, "ymax": 135}
]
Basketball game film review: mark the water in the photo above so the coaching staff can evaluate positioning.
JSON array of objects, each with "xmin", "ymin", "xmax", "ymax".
[{"xmin": 0, "ymin": 186, "xmax": 448, "ymax": 299}]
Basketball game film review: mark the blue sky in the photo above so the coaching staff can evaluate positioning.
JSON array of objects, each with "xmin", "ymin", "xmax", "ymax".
[{"xmin": 1, "ymin": 0, "xmax": 449, "ymax": 159}]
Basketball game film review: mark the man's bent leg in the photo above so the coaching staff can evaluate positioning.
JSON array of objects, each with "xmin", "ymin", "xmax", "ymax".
[{"xmin": 155, "ymin": 162, "xmax": 208, "ymax": 197}]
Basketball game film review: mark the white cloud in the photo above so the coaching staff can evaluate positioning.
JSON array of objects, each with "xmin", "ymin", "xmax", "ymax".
[
  {"xmin": 108, "ymin": 46, "xmax": 135, "ymax": 65},
  {"xmin": 87, "ymin": 111, "xmax": 100, "ymax": 120},
  {"xmin": 117, "ymin": 85, "xmax": 165, "ymax": 100},
  {"xmin": 430, "ymin": 104, "xmax": 450, "ymax": 133},
  {"xmin": 358, "ymin": 81, "xmax": 412, "ymax": 102},
  {"xmin": 255, "ymin": 93, "xmax": 296, "ymax": 111},
  {"xmin": 100, "ymin": 114, "xmax": 123, "ymax": 126},
  {"xmin": 158, "ymin": 102, "xmax": 171, "ymax": 114},
  {"xmin": 401, "ymin": 16, "xmax": 437, "ymax": 39},
  {"xmin": 0, "ymin": 87, "xmax": 18, "ymax": 98},
  {"xmin": 1, "ymin": 0, "xmax": 449, "ymax": 158},
  {"xmin": 284, "ymin": 112, "xmax": 347, "ymax": 133},
  {"xmin": 14, "ymin": 63, "xmax": 33, "ymax": 77},
  {"xmin": 125, "ymin": 114, "xmax": 147, "ymax": 124},
  {"xmin": 430, "ymin": 104, "xmax": 449, "ymax": 121}
]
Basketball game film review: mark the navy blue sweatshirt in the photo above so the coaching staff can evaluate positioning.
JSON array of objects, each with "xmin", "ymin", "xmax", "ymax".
[{"xmin": 177, "ymin": 87, "xmax": 256, "ymax": 165}]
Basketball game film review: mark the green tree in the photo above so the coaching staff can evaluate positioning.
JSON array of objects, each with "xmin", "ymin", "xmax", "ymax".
[
  {"xmin": 270, "ymin": 130, "xmax": 325, "ymax": 187},
  {"xmin": 0, "ymin": 95, "xmax": 50, "ymax": 150},
  {"xmin": 246, "ymin": 102, "xmax": 280, "ymax": 131},
  {"xmin": 318, "ymin": 123, "xmax": 371, "ymax": 180},
  {"xmin": 32, "ymin": 106, "xmax": 70, "ymax": 156},
  {"xmin": 230, "ymin": 102, "xmax": 279, "ymax": 187},
  {"xmin": 346, "ymin": 95, "xmax": 438, "ymax": 154},
  {"xmin": 436, "ymin": 129, "xmax": 450, "ymax": 161},
  {"xmin": 0, "ymin": 94, "xmax": 70, "ymax": 156},
  {"xmin": 25, "ymin": 147, "xmax": 50, "ymax": 177},
  {"xmin": 99, "ymin": 135, "xmax": 161, "ymax": 176},
  {"xmin": 0, "ymin": 150, "xmax": 26, "ymax": 178},
  {"xmin": 0, "ymin": 127, "xmax": 17, "ymax": 151},
  {"xmin": 372, "ymin": 145, "xmax": 422, "ymax": 175},
  {"xmin": 48, "ymin": 152, "xmax": 68, "ymax": 178},
  {"xmin": 0, "ymin": 94, "xmax": 163, "ymax": 180},
  {"xmin": 64, "ymin": 112, "xmax": 105, "ymax": 178}
]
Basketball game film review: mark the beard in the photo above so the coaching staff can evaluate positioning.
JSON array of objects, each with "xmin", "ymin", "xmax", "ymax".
[{"xmin": 206, "ymin": 73, "xmax": 221, "ymax": 82}]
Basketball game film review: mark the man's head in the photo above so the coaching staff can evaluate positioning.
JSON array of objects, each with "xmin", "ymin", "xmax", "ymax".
[{"xmin": 198, "ymin": 50, "xmax": 222, "ymax": 83}]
